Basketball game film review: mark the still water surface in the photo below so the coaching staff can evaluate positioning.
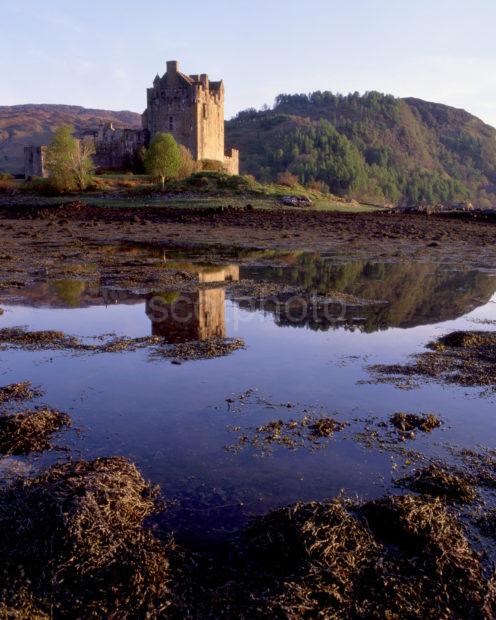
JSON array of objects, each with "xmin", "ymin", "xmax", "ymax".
[{"xmin": 1, "ymin": 251, "xmax": 495, "ymax": 540}]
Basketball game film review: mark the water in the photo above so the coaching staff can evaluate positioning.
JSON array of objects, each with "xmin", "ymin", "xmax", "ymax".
[{"xmin": 1, "ymin": 250, "xmax": 495, "ymax": 542}]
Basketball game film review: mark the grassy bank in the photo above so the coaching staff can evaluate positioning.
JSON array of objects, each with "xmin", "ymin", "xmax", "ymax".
[{"xmin": 1, "ymin": 171, "xmax": 384, "ymax": 213}]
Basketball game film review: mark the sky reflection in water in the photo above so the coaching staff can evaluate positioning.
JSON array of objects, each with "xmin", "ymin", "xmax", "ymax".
[{"xmin": 0, "ymin": 253, "xmax": 495, "ymax": 538}]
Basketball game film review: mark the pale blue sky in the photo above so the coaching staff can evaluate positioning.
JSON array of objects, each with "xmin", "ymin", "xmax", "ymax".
[{"xmin": 2, "ymin": 0, "xmax": 495, "ymax": 125}]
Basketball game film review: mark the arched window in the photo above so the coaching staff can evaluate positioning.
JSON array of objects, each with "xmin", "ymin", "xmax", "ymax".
[{"xmin": 169, "ymin": 116, "xmax": 174, "ymax": 131}]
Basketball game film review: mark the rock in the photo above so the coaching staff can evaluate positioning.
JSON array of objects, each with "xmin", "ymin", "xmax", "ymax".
[{"xmin": 280, "ymin": 195, "xmax": 313, "ymax": 208}]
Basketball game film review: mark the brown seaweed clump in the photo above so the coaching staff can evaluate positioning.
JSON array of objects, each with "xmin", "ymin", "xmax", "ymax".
[
  {"xmin": 308, "ymin": 416, "xmax": 346, "ymax": 437},
  {"xmin": 0, "ymin": 327, "xmax": 82, "ymax": 350},
  {"xmin": 151, "ymin": 337, "xmax": 246, "ymax": 361},
  {"xmin": 433, "ymin": 331, "xmax": 496, "ymax": 350},
  {"xmin": 238, "ymin": 495, "xmax": 495, "ymax": 619},
  {"xmin": 396, "ymin": 464, "xmax": 478, "ymax": 503},
  {"xmin": 0, "ymin": 381, "xmax": 43, "ymax": 405},
  {"xmin": 0, "ymin": 327, "xmax": 245, "ymax": 361},
  {"xmin": 0, "ymin": 457, "xmax": 173, "ymax": 618},
  {"xmin": 226, "ymin": 415, "xmax": 347, "ymax": 455},
  {"xmin": 241, "ymin": 499, "xmax": 379, "ymax": 615},
  {"xmin": 359, "ymin": 495, "xmax": 494, "ymax": 618},
  {"xmin": 0, "ymin": 328, "xmax": 157, "ymax": 354},
  {"xmin": 0, "ymin": 408, "xmax": 71, "ymax": 455},
  {"xmin": 0, "ymin": 587, "xmax": 48, "ymax": 620},
  {"xmin": 369, "ymin": 330, "xmax": 496, "ymax": 390},
  {"xmin": 390, "ymin": 412, "xmax": 442, "ymax": 435}
]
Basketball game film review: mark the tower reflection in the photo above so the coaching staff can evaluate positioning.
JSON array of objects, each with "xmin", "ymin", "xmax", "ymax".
[{"xmin": 146, "ymin": 288, "xmax": 226, "ymax": 343}]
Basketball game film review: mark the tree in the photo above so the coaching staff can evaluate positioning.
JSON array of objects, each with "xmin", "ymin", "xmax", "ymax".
[
  {"xmin": 70, "ymin": 138, "xmax": 95, "ymax": 191},
  {"xmin": 45, "ymin": 125, "xmax": 95, "ymax": 192},
  {"xmin": 45, "ymin": 125, "xmax": 79, "ymax": 192},
  {"xmin": 143, "ymin": 133, "xmax": 181, "ymax": 190}
]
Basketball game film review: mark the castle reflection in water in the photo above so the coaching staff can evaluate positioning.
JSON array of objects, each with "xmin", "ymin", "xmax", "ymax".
[
  {"xmin": 1, "ymin": 255, "xmax": 495, "ymax": 338},
  {"xmin": 146, "ymin": 265, "xmax": 239, "ymax": 344}
]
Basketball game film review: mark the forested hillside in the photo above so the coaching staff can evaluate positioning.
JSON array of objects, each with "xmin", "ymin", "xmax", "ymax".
[{"xmin": 226, "ymin": 92, "xmax": 496, "ymax": 207}]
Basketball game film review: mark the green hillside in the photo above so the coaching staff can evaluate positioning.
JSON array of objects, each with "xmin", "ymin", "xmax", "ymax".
[{"xmin": 226, "ymin": 92, "xmax": 496, "ymax": 207}]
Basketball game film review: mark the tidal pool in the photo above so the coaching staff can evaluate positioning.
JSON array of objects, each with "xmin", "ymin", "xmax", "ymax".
[{"xmin": 1, "ymin": 250, "xmax": 495, "ymax": 543}]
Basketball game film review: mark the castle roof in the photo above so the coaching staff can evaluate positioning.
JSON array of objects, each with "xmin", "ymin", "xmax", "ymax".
[{"xmin": 154, "ymin": 61, "xmax": 223, "ymax": 92}]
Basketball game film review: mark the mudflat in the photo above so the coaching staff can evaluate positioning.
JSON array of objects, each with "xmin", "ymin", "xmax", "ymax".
[{"xmin": 0, "ymin": 203, "xmax": 496, "ymax": 278}]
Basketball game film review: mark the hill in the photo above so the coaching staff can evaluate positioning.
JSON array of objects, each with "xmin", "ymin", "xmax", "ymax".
[
  {"xmin": 0, "ymin": 104, "xmax": 142, "ymax": 174},
  {"xmin": 226, "ymin": 92, "xmax": 496, "ymax": 207},
  {"xmin": 2, "ymin": 96, "xmax": 495, "ymax": 208}
]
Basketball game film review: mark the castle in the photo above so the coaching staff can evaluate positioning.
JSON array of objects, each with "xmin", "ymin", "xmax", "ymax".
[{"xmin": 24, "ymin": 60, "xmax": 239, "ymax": 177}]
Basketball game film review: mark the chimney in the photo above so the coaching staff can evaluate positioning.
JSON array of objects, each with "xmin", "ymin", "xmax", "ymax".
[{"xmin": 167, "ymin": 60, "xmax": 179, "ymax": 75}]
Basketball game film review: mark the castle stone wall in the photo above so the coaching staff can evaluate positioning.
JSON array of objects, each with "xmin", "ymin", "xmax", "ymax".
[
  {"xmin": 224, "ymin": 149, "xmax": 240, "ymax": 176},
  {"xmin": 92, "ymin": 124, "xmax": 148, "ymax": 171},
  {"xmin": 24, "ymin": 146, "xmax": 48, "ymax": 179}
]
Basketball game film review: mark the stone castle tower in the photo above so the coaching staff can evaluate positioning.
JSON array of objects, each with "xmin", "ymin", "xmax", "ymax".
[
  {"xmin": 24, "ymin": 60, "xmax": 239, "ymax": 177},
  {"xmin": 142, "ymin": 61, "xmax": 238, "ymax": 173}
]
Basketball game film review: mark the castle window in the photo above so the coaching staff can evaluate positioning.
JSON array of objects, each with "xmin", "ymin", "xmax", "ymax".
[
  {"xmin": 169, "ymin": 116, "xmax": 174, "ymax": 131},
  {"xmin": 203, "ymin": 104, "xmax": 208, "ymax": 119}
]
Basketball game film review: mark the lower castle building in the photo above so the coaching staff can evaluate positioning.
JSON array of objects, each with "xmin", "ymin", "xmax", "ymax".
[{"xmin": 25, "ymin": 60, "xmax": 239, "ymax": 178}]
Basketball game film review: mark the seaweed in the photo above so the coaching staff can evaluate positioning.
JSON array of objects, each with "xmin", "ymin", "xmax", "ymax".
[
  {"xmin": 433, "ymin": 331, "xmax": 496, "ymax": 350},
  {"xmin": 390, "ymin": 412, "xmax": 442, "ymax": 436},
  {"xmin": 233, "ymin": 494, "xmax": 496, "ymax": 619},
  {"xmin": 0, "ymin": 457, "xmax": 174, "ymax": 618},
  {"xmin": 369, "ymin": 330, "xmax": 496, "ymax": 390},
  {"xmin": 0, "ymin": 327, "xmax": 81, "ymax": 350},
  {"xmin": 396, "ymin": 464, "xmax": 478, "ymax": 503},
  {"xmin": 0, "ymin": 408, "xmax": 71, "ymax": 455},
  {"xmin": 150, "ymin": 337, "xmax": 246, "ymax": 361},
  {"xmin": 0, "ymin": 381, "xmax": 43, "ymax": 406},
  {"xmin": 226, "ymin": 415, "xmax": 347, "ymax": 455},
  {"xmin": 0, "ymin": 327, "xmax": 245, "ymax": 361}
]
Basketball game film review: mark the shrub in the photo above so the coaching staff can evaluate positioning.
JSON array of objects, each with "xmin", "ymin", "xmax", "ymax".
[
  {"xmin": 201, "ymin": 159, "xmax": 227, "ymax": 173},
  {"xmin": 276, "ymin": 171, "xmax": 299, "ymax": 187},
  {"xmin": 0, "ymin": 173, "xmax": 15, "ymax": 193},
  {"xmin": 177, "ymin": 145, "xmax": 198, "ymax": 178},
  {"xmin": 307, "ymin": 179, "xmax": 330, "ymax": 194}
]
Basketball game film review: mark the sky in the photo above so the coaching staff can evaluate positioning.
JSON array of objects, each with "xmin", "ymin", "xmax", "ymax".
[{"xmin": 1, "ymin": 0, "xmax": 496, "ymax": 125}]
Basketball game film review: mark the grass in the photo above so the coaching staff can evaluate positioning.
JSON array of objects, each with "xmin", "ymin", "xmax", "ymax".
[
  {"xmin": 9, "ymin": 171, "xmax": 384, "ymax": 213},
  {"xmin": 8, "ymin": 193, "xmax": 381, "ymax": 212}
]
